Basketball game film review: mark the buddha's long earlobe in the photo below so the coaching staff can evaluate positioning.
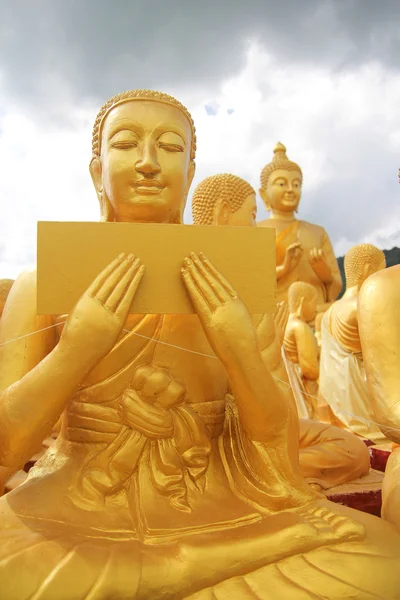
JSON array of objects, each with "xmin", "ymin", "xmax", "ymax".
[
  {"xmin": 89, "ymin": 156, "xmax": 115, "ymax": 222},
  {"xmin": 259, "ymin": 188, "xmax": 271, "ymax": 212},
  {"xmin": 187, "ymin": 161, "xmax": 196, "ymax": 191}
]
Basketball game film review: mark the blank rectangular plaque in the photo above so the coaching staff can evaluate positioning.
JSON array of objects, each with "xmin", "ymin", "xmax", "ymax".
[{"xmin": 37, "ymin": 222, "xmax": 276, "ymax": 315}]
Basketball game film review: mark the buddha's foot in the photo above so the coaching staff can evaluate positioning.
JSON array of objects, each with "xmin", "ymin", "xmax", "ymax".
[{"xmin": 299, "ymin": 504, "xmax": 366, "ymax": 544}]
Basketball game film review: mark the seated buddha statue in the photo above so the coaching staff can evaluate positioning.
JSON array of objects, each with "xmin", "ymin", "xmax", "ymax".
[
  {"xmin": 257, "ymin": 143, "xmax": 343, "ymax": 315},
  {"xmin": 319, "ymin": 243, "xmax": 387, "ymax": 443},
  {"xmin": 283, "ymin": 281, "xmax": 320, "ymax": 419},
  {"xmin": 192, "ymin": 173, "xmax": 369, "ymax": 492},
  {"xmin": 0, "ymin": 91, "xmax": 400, "ymax": 600},
  {"xmin": 358, "ymin": 256, "xmax": 400, "ymax": 530}
]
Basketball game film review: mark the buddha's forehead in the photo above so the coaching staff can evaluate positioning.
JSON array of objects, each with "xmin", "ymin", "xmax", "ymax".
[
  {"xmin": 269, "ymin": 168, "xmax": 302, "ymax": 182},
  {"xmin": 102, "ymin": 100, "xmax": 192, "ymax": 141}
]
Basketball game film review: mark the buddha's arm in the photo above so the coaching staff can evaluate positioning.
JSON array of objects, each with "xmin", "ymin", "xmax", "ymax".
[
  {"xmin": 358, "ymin": 268, "xmax": 400, "ymax": 444},
  {"xmin": 322, "ymin": 231, "xmax": 343, "ymax": 301},
  {"xmin": 182, "ymin": 256, "xmax": 289, "ymax": 442},
  {"xmin": 295, "ymin": 323, "xmax": 319, "ymax": 381},
  {"xmin": 0, "ymin": 255, "xmax": 145, "ymax": 467},
  {"xmin": 0, "ymin": 272, "xmax": 96, "ymax": 467}
]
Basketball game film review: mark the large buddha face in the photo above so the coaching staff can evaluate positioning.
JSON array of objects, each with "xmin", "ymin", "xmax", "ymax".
[
  {"xmin": 90, "ymin": 100, "xmax": 195, "ymax": 223},
  {"xmin": 260, "ymin": 168, "xmax": 302, "ymax": 213}
]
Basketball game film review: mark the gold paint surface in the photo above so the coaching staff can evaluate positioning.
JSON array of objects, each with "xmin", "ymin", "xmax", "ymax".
[{"xmin": 37, "ymin": 221, "xmax": 276, "ymax": 315}]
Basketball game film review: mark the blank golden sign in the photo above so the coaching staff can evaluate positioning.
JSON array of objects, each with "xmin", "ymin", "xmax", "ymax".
[{"xmin": 37, "ymin": 222, "xmax": 276, "ymax": 315}]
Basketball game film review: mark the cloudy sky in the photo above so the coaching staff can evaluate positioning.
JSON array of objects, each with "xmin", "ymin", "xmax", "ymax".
[{"xmin": 1, "ymin": 0, "xmax": 400, "ymax": 279}]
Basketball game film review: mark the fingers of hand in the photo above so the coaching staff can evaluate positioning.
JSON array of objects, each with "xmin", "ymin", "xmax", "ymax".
[
  {"xmin": 105, "ymin": 257, "xmax": 141, "ymax": 312},
  {"xmin": 115, "ymin": 264, "xmax": 145, "ymax": 318},
  {"xmin": 88, "ymin": 253, "xmax": 126, "ymax": 297},
  {"xmin": 95, "ymin": 254, "xmax": 136, "ymax": 303},
  {"xmin": 181, "ymin": 266, "xmax": 210, "ymax": 316},
  {"xmin": 197, "ymin": 253, "xmax": 237, "ymax": 299},
  {"xmin": 190, "ymin": 253, "xmax": 230, "ymax": 303},
  {"xmin": 182, "ymin": 257, "xmax": 220, "ymax": 311}
]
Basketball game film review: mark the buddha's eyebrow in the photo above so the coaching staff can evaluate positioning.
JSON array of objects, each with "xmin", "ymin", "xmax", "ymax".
[
  {"xmin": 153, "ymin": 124, "xmax": 187, "ymax": 145},
  {"xmin": 107, "ymin": 119, "xmax": 144, "ymax": 140}
]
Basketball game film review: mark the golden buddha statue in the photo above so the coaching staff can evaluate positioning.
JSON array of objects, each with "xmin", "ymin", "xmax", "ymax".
[
  {"xmin": 192, "ymin": 173, "xmax": 369, "ymax": 491},
  {"xmin": 283, "ymin": 281, "xmax": 320, "ymax": 419},
  {"xmin": 356, "ymin": 168, "xmax": 400, "ymax": 531},
  {"xmin": 258, "ymin": 143, "xmax": 343, "ymax": 312},
  {"xmin": 0, "ymin": 91, "xmax": 400, "ymax": 600},
  {"xmin": 319, "ymin": 244, "xmax": 387, "ymax": 442}
]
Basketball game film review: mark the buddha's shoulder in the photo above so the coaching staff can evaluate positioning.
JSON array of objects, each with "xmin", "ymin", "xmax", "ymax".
[
  {"xmin": 297, "ymin": 219, "xmax": 327, "ymax": 237},
  {"xmin": 257, "ymin": 219, "xmax": 275, "ymax": 229},
  {"xmin": 359, "ymin": 265, "xmax": 400, "ymax": 305},
  {"xmin": 5, "ymin": 269, "xmax": 38, "ymax": 310}
]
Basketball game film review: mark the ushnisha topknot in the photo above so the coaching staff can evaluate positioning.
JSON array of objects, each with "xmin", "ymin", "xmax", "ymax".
[
  {"xmin": 91, "ymin": 89, "xmax": 197, "ymax": 160},
  {"xmin": 192, "ymin": 173, "xmax": 255, "ymax": 225},
  {"xmin": 260, "ymin": 142, "xmax": 302, "ymax": 189}
]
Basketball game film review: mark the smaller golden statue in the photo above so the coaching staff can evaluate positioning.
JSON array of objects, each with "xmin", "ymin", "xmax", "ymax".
[
  {"xmin": 319, "ymin": 244, "xmax": 387, "ymax": 442},
  {"xmin": 283, "ymin": 281, "xmax": 321, "ymax": 420},
  {"xmin": 258, "ymin": 143, "xmax": 342, "ymax": 312}
]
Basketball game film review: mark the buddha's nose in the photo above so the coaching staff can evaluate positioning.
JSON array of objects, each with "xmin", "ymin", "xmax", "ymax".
[{"xmin": 135, "ymin": 142, "xmax": 161, "ymax": 175}]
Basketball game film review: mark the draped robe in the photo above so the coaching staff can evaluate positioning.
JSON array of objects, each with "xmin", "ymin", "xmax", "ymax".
[{"xmin": 1, "ymin": 311, "xmax": 400, "ymax": 599}]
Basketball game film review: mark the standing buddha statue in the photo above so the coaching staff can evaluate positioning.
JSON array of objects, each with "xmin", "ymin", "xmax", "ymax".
[
  {"xmin": 0, "ymin": 92, "xmax": 399, "ymax": 600},
  {"xmin": 319, "ymin": 243, "xmax": 387, "ymax": 442},
  {"xmin": 258, "ymin": 143, "xmax": 342, "ymax": 311}
]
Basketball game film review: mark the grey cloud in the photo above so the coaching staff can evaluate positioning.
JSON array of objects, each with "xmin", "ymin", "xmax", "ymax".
[{"xmin": 1, "ymin": 0, "xmax": 400, "ymax": 113}]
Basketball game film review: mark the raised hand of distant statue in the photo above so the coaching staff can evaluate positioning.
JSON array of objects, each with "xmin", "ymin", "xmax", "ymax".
[
  {"xmin": 274, "ymin": 300, "xmax": 289, "ymax": 346},
  {"xmin": 60, "ymin": 253, "xmax": 145, "ymax": 367},
  {"xmin": 281, "ymin": 242, "xmax": 303, "ymax": 276},
  {"xmin": 309, "ymin": 247, "xmax": 332, "ymax": 283},
  {"xmin": 181, "ymin": 252, "xmax": 258, "ymax": 368}
]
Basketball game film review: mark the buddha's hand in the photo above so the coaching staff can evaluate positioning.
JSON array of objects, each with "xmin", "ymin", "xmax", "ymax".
[
  {"xmin": 119, "ymin": 366, "xmax": 186, "ymax": 438},
  {"xmin": 283, "ymin": 242, "xmax": 303, "ymax": 274},
  {"xmin": 274, "ymin": 300, "xmax": 289, "ymax": 344},
  {"xmin": 181, "ymin": 253, "xmax": 258, "ymax": 368},
  {"xmin": 59, "ymin": 253, "xmax": 144, "ymax": 367},
  {"xmin": 309, "ymin": 248, "xmax": 332, "ymax": 283}
]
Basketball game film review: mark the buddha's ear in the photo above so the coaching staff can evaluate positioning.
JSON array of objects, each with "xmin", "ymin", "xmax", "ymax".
[
  {"xmin": 259, "ymin": 188, "xmax": 271, "ymax": 211},
  {"xmin": 361, "ymin": 262, "xmax": 371, "ymax": 284},
  {"xmin": 215, "ymin": 199, "xmax": 230, "ymax": 225},
  {"xmin": 187, "ymin": 160, "xmax": 196, "ymax": 191},
  {"xmin": 89, "ymin": 156, "xmax": 103, "ymax": 195},
  {"xmin": 89, "ymin": 156, "xmax": 114, "ymax": 222}
]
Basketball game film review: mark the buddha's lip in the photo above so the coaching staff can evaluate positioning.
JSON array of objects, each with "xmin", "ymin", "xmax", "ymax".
[{"xmin": 133, "ymin": 180, "xmax": 164, "ymax": 189}]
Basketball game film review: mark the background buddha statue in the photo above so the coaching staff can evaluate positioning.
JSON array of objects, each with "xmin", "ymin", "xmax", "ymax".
[
  {"xmin": 358, "ymin": 166, "xmax": 400, "ymax": 529},
  {"xmin": 283, "ymin": 281, "xmax": 320, "ymax": 419},
  {"xmin": 319, "ymin": 243, "xmax": 387, "ymax": 442},
  {"xmin": 0, "ymin": 93, "xmax": 400, "ymax": 600},
  {"xmin": 258, "ymin": 143, "xmax": 342, "ymax": 315},
  {"xmin": 193, "ymin": 173, "xmax": 370, "ymax": 493}
]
